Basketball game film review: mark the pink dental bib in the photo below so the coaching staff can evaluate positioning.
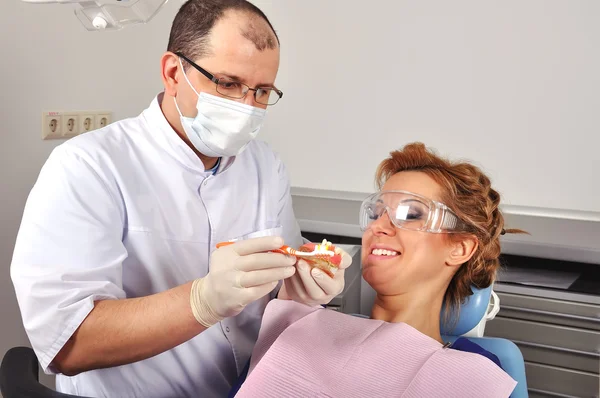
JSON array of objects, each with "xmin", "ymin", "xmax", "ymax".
[{"xmin": 235, "ymin": 299, "xmax": 516, "ymax": 398}]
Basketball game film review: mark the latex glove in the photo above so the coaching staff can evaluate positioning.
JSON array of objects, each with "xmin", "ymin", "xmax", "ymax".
[
  {"xmin": 278, "ymin": 247, "xmax": 352, "ymax": 307},
  {"xmin": 190, "ymin": 236, "xmax": 297, "ymax": 327}
]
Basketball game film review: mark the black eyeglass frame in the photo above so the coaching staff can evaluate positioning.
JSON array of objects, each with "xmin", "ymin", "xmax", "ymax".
[{"xmin": 176, "ymin": 52, "xmax": 283, "ymax": 105}]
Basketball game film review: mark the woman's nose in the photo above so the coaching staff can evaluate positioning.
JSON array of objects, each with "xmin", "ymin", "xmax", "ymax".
[{"xmin": 370, "ymin": 210, "xmax": 396, "ymax": 236}]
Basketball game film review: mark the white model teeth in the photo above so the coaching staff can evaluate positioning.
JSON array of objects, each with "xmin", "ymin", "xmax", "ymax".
[{"xmin": 372, "ymin": 249, "xmax": 398, "ymax": 256}]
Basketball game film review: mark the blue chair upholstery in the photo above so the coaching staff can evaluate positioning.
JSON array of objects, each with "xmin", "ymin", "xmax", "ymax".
[
  {"xmin": 440, "ymin": 285, "xmax": 494, "ymax": 336},
  {"xmin": 441, "ymin": 285, "xmax": 529, "ymax": 398}
]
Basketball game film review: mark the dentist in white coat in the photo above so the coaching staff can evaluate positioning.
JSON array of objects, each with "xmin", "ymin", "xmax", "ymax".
[{"xmin": 10, "ymin": 1, "xmax": 351, "ymax": 397}]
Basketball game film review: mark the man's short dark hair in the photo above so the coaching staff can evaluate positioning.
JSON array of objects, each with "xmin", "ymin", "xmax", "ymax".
[{"xmin": 167, "ymin": 0, "xmax": 279, "ymax": 66}]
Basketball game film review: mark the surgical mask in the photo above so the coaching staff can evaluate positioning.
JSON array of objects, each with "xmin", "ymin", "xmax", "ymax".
[
  {"xmin": 174, "ymin": 61, "xmax": 267, "ymax": 158},
  {"xmin": 359, "ymin": 190, "xmax": 470, "ymax": 233}
]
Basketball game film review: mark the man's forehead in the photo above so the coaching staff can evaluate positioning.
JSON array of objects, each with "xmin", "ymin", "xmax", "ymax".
[{"xmin": 198, "ymin": 34, "xmax": 279, "ymax": 85}]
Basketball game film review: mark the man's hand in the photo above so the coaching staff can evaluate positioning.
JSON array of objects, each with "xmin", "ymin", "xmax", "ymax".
[
  {"xmin": 190, "ymin": 236, "xmax": 297, "ymax": 327},
  {"xmin": 278, "ymin": 247, "xmax": 352, "ymax": 307}
]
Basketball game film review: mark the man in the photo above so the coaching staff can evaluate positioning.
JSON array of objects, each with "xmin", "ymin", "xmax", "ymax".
[{"xmin": 10, "ymin": 1, "xmax": 350, "ymax": 397}]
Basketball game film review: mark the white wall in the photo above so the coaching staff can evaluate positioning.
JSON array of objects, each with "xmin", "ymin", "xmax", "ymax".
[
  {"xmin": 257, "ymin": 0, "xmax": 600, "ymax": 214},
  {"xmin": 1, "ymin": 0, "xmax": 599, "ymax": 393}
]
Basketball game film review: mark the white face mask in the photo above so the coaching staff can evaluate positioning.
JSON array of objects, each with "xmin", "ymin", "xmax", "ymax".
[{"xmin": 174, "ymin": 60, "xmax": 267, "ymax": 158}]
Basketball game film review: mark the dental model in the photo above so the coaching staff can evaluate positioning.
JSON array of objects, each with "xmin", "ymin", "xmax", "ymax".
[
  {"xmin": 283, "ymin": 239, "xmax": 343, "ymax": 277},
  {"xmin": 216, "ymin": 239, "xmax": 343, "ymax": 277}
]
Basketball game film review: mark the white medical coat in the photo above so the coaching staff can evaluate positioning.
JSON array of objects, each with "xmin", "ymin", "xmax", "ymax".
[{"xmin": 10, "ymin": 93, "xmax": 303, "ymax": 398}]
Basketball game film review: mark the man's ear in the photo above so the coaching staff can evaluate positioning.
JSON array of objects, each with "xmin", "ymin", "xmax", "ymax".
[
  {"xmin": 160, "ymin": 51, "xmax": 181, "ymax": 97},
  {"xmin": 446, "ymin": 236, "xmax": 478, "ymax": 267}
]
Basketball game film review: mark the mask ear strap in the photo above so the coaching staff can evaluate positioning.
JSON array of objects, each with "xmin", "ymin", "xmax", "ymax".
[
  {"xmin": 173, "ymin": 93, "xmax": 185, "ymax": 118},
  {"xmin": 178, "ymin": 58, "xmax": 202, "ymax": 98},
  {"xmin": 174, "ymin": 57, "xmax": 201, "ymax": 117}
]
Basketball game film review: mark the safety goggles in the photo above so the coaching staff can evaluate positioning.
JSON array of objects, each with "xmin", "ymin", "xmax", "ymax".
[{"xmin": 359, "ymin": 190, "xmax": 470, "ymax": 233}]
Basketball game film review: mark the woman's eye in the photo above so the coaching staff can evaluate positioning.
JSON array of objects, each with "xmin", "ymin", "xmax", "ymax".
[
  {"xmin": 367, "ymin": 208, "xmax": 378, "ymax": 220},
  {"xmin": 366, "ymin": 204, "xmax": 383, "ymax": 220},
  {"xmin": 406, "ymin": 211, "xmax": 424, "ymax": 220}
]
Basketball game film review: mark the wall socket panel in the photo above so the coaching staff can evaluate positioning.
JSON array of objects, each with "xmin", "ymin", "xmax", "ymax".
[{"xmin": 42, "ymin": 111, "xmax": 112, "ymax": 140}]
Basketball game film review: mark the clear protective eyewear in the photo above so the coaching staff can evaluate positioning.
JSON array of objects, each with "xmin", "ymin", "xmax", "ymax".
[{"xmin": 359, "ymin": 190, "xmax": 470, "ymax": 233}]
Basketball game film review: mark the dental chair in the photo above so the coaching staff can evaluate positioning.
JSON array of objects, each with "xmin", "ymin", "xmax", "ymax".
[
  {"xmin": 440, "ymin": 285, "xmax": 529, "ymax": 398},
  {"xmin": 0, "ymin": 346, "xmax": 86, "ymax": 398}
]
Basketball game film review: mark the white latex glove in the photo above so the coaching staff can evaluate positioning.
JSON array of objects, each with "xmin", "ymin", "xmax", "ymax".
[
  {"xmin": 190, "ymin": 236, "xmax": 297, "ymax": 327},
  {"xmin": 278, "ymin": 247, "xmax": 353, "ymax": 307}
]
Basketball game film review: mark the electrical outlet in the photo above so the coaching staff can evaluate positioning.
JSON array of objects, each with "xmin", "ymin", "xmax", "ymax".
[
  {"xmin": 61, "ymin": 114, "xmax": 80, "ymax": 138},
  {"xmin": 95, "ymin": 113, "xmax": 111, "ymax": 129},
  {"xmin": 42, "ymin": 110, "xmax": 112, "ymax": 140},
  {"xmin": 42, "ymin": 112, "xmax": 62, "ymax": 140},
  {"xmin": 79, "ymin": 114, "xmax": 95, "ymax": 134}
]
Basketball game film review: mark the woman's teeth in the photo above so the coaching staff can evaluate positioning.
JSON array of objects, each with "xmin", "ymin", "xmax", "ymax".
[{"xmin": 372, "ymin": 249, "xmax": 399, "ymax": 256}]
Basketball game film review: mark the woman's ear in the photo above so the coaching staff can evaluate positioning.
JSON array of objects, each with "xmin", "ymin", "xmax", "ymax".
[{"xmin": 446, "ymin": 236, "xmax": 478, "ymax": 267}]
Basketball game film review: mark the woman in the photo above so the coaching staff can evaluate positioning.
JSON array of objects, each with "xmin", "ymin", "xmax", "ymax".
[
  {"xmin": 232, "ymin": 142, "xmax": 524, "ymax": 397},
  {"xmin": 362, "ymin": 142, "xmax": 523, "ymax": 348}
]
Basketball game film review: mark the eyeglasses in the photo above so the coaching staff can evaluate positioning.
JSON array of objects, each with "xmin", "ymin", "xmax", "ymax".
[
  {"xmin": 359, "ymin": 190, "xmax": 470, "ymax": 234},
  {"xmin": 176, "ymin": 52, "xmax": 283, "ymax": 106}
]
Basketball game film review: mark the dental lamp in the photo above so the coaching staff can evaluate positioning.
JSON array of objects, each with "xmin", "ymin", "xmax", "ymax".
[{"xmin": 20, "ymin": 0, "xmax": 170, "ymax": 31}]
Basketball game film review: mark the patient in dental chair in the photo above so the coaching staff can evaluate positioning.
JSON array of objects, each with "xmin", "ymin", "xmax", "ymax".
[{"xmin": 232, "ymin": 142, "xmax": 525, "ymax": 397}]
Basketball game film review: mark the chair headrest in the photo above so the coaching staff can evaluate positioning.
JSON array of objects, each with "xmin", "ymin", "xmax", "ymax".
[{"xmin": 440, "ymin": 285, "xmax": 492, "ymax": 336}]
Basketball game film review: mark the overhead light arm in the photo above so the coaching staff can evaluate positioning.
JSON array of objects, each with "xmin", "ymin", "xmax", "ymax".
[{"xmin": 20, "ymin": 0, "xmax": 171, "ymax": 31}]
